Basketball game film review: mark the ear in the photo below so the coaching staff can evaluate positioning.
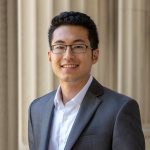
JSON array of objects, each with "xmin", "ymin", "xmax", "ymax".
[
  {"xmin": 92, "ymin": 49, "xmax": 99, "ymax": 64},
  {"xmin": 48, "ymin": 51, "xmax": 52, "ymax": 62}
]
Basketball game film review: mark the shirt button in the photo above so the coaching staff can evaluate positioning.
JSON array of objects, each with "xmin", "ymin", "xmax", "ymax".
[
  {"xmin": 64, "ymin": 116, "xmax": 68, "ymax": 121},
  {"xmin": 60, "ymin": 138, "xmax": 64, "ymax": 143}
]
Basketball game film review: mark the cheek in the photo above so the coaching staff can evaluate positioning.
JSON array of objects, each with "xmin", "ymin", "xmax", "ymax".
[
  {"xmin": 81, "ymin": 54, "xmax": 93, "ymax": 68},
  {"xmin": 51, "ymin": 60, "xmax": 59, "ymax": 75},
  {"xmin": 50, "ymin": 55, "xmax": 58, "ymax": 62},
  {"xmin": 85, "ymin": 52, "xmax": 93, "ymax": 63},
  {"xmin": 51, "ymin": 56, "xmax": 61, "ymax": 69}
]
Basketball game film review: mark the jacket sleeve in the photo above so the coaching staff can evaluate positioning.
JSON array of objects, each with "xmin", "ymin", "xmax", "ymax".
[
  {"xmin": 28, "ymin": 103, "xmax": 35, "ymax": 150},
  {"xmin": 113, "ymin": 99, "xmax": 145, "ymax": 150}
]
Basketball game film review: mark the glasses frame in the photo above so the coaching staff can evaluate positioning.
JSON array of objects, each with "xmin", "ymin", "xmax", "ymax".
[{"xmin": 50, "ymin": 44, "xmax": 93, "ymax": 54}]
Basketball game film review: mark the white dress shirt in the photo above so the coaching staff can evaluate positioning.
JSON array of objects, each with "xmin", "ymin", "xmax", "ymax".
[{"xmin": 48, "ymin": 76, "xmax": 93, "ymax": 150}]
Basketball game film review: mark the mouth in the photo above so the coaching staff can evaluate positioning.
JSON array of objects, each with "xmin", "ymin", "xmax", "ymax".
[{"xmin": 61, "ymin": 64, "xmax": 79, "ymax": 68}]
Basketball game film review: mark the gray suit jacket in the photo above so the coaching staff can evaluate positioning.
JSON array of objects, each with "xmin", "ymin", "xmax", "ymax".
[{"xmin": 28, "ymin": 78, "xmax": 145, "ymax": 150}]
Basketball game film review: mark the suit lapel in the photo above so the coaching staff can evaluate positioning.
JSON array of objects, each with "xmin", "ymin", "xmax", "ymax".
[
  {"xmin": 39, "ymin": 93, "xmax": 56, "ymax": 150},
  {"xmin": 64, "ymin": 78, "xmax": 104, "ymax": 150}
]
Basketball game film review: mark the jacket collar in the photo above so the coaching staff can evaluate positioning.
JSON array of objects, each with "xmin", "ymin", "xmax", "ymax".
[
  {"xmin": 40, "ymin": 93, "xmax": 55, "ymax": 150},
  {"xmin": 64, "ymin": 78, "xmax": 104, "ymax": 150}
]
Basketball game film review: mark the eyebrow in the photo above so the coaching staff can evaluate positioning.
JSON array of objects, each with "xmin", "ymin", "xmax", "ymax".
[
  {"xmin": 54, "ymin": 39, "xmax": 86, "ymax": 44},
  {"xmin": 54, "ymin": 40, "xmax": 65, "ymax": 44},
  {"xmin": 73, "ymin": 39, "xmax": 85, "ymax": 43}
]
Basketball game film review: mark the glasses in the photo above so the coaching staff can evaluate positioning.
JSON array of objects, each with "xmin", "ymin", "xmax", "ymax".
[{"xmin": 50, "ymin": 44, "xmax": 93, "ymax": 54}]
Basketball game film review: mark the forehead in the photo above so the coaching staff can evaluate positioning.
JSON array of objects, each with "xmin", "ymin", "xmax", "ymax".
[{"xmin": 52, "ymin": 25, "xmax": 89, "ymax": 44}]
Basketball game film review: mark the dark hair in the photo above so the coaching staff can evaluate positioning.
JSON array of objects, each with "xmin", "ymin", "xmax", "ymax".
[{"xmin": 48, "ymin": 11, "xmax": 99, "ymax": 50}]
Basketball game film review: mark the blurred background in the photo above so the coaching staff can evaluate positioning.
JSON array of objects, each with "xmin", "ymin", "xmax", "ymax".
[{"xmin": 0, "ymin": 0, "xmax": 150, "ymax": 149}]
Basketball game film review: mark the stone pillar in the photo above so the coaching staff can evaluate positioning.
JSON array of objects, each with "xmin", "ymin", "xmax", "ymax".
[
  {"xmin": 0, "ymin": 0, "xmax": 8, "ymax": 149},
  {"xmin": 7, "ymin": 0, "xmax": 18, "ymax": 149},
  {"xmin": 18, "ymin": 0, "xmax": 37, "ymax": 148},
  {"xmin": 118, "ymin": 0, "xmax": 150, "ymax": 149},
  {"xmin": 95, "ymin": 0, "xmax": 118, "ymax": 90},
  {"xmin": 0, "ymin": 0, "xmax": 18, "ymax": 149},
  {"xmin": 18, "ymin": 0, "xmax": 56, "ymax": 149}
]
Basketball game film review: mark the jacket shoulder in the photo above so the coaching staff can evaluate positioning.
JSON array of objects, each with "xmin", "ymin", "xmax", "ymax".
[
  {"xmin": 29, "ymin": 90, "xmax": 56, "ymax": 113},
  {"xmin": 101, "ymin": 86, "xmax": 140, "ymax": 115},
  {"xmin": 103, "ymin": 86, "xmax": 133, "ymax": 102},
  {"xmin": 91, "ymin": 78, "xmax": 134, "ymax": 104}
]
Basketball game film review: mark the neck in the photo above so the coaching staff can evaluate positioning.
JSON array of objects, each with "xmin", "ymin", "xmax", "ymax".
[{"xmin": 60, "ymin": 77, "xmax": 90, "ymax": 105}]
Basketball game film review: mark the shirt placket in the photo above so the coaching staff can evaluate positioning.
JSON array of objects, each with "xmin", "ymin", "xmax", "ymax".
[{"xmin": 59, "ymin": 107, "xmax": 68, "ymax": 150}]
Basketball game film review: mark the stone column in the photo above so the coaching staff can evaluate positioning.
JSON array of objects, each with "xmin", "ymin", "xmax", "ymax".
[
  {"xmin": 18, "ymin": 0, "xmax": 55, "ymax": 149},
  {"xmin": 118, "ymin": 0, "xmax": 150, "ymax": 149},
  {"xmin": 18, "ymin": 0, "xmax": 37, "ymax": 149},
  {"xmin": 0, "ymin": 0, "xmax": 18, "ymax": 149},
  {"xmin": 0, "ymin": 0, "xmax": 8, "ymax": 150},
  {"xmin": 96, "ymin": 0, "xmax": 118, "ymax": 90},
  {"xmin": 7, "ymin": 0, "xmax": 18, "ymax": 149}
]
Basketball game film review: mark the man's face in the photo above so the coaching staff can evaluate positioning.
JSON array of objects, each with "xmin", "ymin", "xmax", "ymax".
[{"xmin": 48, "ymin": 25, "xmax": 99, "ymax": 85}]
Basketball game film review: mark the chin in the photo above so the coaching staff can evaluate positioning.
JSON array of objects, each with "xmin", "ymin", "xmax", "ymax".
[{"xmin": 60, "ymin": 76, "xmax": 77, "ymax": 83}]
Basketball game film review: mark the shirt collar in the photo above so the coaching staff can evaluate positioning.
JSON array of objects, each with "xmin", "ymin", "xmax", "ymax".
[{"xmin": 54, "ymin": 75, "xmax": 93, "ymax": 108}]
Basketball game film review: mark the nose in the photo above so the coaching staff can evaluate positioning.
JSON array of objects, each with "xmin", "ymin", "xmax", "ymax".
[{"xmin": 63, "ymin": 45, "xmax": 75, "ymax": 60}]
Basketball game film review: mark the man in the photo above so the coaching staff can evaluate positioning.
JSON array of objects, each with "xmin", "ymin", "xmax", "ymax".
[{"xmin": 28, "ymin": 11, "xmax": 145, "ymax": 150}]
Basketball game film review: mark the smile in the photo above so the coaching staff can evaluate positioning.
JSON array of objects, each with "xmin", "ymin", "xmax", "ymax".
[{"xmin": 62, "ymin": 65, "xmax": 78, "ymax": 68}]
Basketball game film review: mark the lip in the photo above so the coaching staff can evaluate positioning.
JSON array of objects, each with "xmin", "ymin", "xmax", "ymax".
[{"xmin": 61, "ymin": 64, "xmax": 79, "ymax": 68}]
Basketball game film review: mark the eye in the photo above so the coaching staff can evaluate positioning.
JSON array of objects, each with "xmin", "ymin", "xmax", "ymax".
[
  {"xmin": 73, "ymin": 45, "xmax": 84, "ymax": 49},
  {"xmin": 55, "ymin": 45, "xmax": 65, "ymax": 50}
]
